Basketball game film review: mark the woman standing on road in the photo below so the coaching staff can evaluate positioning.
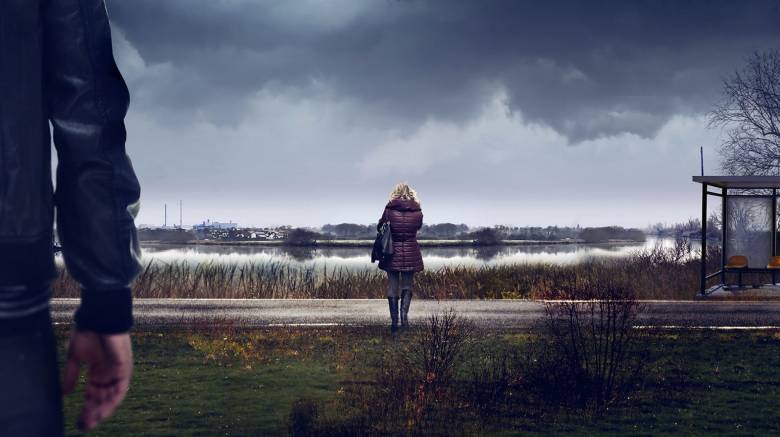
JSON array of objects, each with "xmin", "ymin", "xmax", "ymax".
[{"xmin": 377, "ymin": 182, "xmax": 424, "ymax": 332}]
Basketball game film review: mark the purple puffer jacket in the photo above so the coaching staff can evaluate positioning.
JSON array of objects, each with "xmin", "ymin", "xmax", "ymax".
[{"xmin": 378, "ymin": 199, "xmax": 424, "ymax": 272}]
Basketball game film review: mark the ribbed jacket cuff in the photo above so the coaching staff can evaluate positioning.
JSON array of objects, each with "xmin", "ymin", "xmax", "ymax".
[{"xmin": 75, "ymin": 288, "xmax": 133, "ymax": 334}]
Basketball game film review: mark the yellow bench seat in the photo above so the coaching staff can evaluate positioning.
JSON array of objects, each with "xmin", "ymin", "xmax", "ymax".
[
  {"xmin": 768, "ymin": 256, "xmax": 780, "ymax": 269},
  {"xmin": 725, "ymin": 255, "xmax": 748, "ymax": 269}
]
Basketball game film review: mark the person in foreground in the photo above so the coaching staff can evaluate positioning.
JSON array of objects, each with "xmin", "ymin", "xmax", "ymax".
[
  {"xmin": 0, "ymin": 0, "xmax": 141, "ymax": 435},
  {"xmin": 377, "ymin": 183, "xmax": 424, "ymax": 332}
]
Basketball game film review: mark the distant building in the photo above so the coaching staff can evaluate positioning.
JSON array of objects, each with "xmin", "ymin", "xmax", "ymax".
[
  {"xmin": 251, "ymin": 229, "xmax": 286, "ymax": 240},
  {"xmin": 192, "ymin": 219, "xmax": 238, "ymax": 231},
  {"xmin": 138, "ymin": 223, "xmax": 189, "ymax": 231}
]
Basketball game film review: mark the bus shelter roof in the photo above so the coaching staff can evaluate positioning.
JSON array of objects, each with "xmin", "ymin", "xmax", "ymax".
[{"xmin": 692, "ymin": 176, "xmax": 780, "ymax": 189}]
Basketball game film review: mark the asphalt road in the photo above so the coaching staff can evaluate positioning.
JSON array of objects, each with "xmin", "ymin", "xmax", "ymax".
[{"xmin": 49, "ymin": 299, "xmax": 780, "ymax": 329}]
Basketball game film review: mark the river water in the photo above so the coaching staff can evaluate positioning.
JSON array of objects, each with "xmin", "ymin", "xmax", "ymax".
[{"xmin": 138, "ymin": 238, "xmax": 684, "ymax": 272}]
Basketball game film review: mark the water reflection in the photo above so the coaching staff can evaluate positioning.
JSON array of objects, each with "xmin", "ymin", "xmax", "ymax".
[{"xmin": 138, "ymin": 239, "xmax": 678, "ymax": 272}]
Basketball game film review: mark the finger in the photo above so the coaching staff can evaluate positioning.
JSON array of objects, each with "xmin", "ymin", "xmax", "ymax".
[
  {"xmin": 78, "ymin": 384, "xmax": 103, "ymax": 432},
  {"xmin": 82, "ymin": 385, "xmax": 122, "ymax": 431},
  {"xmin": 95, "ymin": 395, "xmax": 121, "ymax": 426},
  {"xmin": 62, "ymin": 355, "xmax": 81, "ymax": 395},
  {"xmin": 78, "ymin": 401, "xmax": 104, "ymax": 433},
  {"xmin": 97, "ymin": 374, "xmax": 131, "ymax": 422},
  {"xmin": 81, "ymin": 373, "xmax": 129, "ymax": 429},
  {"xmin": 110, "ymin": 375, "xmax": 130, "ymax": 410},
  {"xmin": 85, "ymin": 381, "xmax": 112, "ymax": 404},
  {"xmin": 86, "ymin": 359, "xmax": 113, "ymax": 398},
  {"xmin": 80, "ymin": 392, "xmax": 115, "ymax": 432},
  {"xmin": 114, "ymin": 370, "xmax": 131, "ymax": 404}
]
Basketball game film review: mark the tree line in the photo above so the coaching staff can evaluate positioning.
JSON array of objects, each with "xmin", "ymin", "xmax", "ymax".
[
  {"xmin": 139, "ymin": 223, "xmax": 648, "ymax": 245},
  {"xmin": 295, "ymin": 223, "xmax": 646, "ymax": 245}
]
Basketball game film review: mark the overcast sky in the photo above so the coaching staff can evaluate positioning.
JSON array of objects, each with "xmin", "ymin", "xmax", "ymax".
[{"xmin": 107, "ymin": 0, "xmax": 780, "ymax": 228}]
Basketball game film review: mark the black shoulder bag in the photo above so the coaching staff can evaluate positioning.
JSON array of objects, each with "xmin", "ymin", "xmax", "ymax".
[{"xmin": 371, "ymin": 222, "xmax": 394, "ymax": 263}]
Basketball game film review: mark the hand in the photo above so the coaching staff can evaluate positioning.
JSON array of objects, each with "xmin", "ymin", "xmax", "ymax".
[{"xmin": 62, "ymin": 330, "xmax": 133, "ymax": 432}]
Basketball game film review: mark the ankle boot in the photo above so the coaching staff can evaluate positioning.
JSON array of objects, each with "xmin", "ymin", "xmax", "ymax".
[
  {"xmin": 388, "ymin": 297, "xmax": 399, "ymax": 332},
  {"xmin": 400, "ymin": 289, "xmax": 412, "ymax": 328}
]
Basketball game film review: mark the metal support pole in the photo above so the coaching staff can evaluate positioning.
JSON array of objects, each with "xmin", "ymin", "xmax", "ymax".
[
  {"xmin": 701, "ymin": 183, "xmax": 708, "ymax": 295},
  {"xmin": 773, "ymin": 189, "xmax": 777, "ymax": 285},
  {"xmin": 721, "ymin": 187, "xmax": 727, "ymax": 286},
  {"xmin": 773, "ymin": 189, "xmax": 777, "ymax": 257}
]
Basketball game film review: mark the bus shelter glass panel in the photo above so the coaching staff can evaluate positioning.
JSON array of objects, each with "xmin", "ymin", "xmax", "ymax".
[{"xmin": 725, "ymin": 196, "xmax": 773, "ymax": 268}]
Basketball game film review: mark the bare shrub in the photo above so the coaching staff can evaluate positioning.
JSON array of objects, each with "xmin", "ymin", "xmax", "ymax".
[
  {"xmin": 298, "ymin": 306, "xmax": 651, "ymax": 433},
  {"xmin": 669, "ymin": 236, "xmax": 693, "ymax": 263},
  {"xmin": 410, "ymin": 310, "xmax": 475, "ymax": 391},
  {"xmin": 384, "ymin": 310, "xmax": 474, "ymax": 430},
  {"xmin": 464, "ymin": 347, "xmax": 521, "ymax": 417},
  {"xmin": 534, "ymin": 267, "xmax": 644, "ymax": 412},
  {"xmin": 312, "ymin": 310, "xmax": 476, "ymax": 434}
]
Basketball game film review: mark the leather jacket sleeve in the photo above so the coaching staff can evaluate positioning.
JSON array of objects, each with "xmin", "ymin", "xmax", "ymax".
[{"xmin": 44, "ymin": 0, "xmax": 142, "ymax": 333}]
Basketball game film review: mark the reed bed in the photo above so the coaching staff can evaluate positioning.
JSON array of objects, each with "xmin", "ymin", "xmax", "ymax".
[{"xmin": 51, "ymin": 244, "xmax": 711, "ymax": 300}]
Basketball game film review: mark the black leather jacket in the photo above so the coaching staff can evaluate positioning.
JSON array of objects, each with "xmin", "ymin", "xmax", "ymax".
[{"xmin": 0, "ymin": 0, "xmax": 141, "ymax": 333}]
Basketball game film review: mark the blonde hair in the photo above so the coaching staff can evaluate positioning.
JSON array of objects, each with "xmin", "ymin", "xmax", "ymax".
[{"xmin": 389, "ymin": 182, "xmax": 420, "ymax": 203}]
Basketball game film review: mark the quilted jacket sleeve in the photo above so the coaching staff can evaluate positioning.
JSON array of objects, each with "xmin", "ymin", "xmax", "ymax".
[{"xmin": 44, "ymin": 0, "xmax": 141, "ymax": 333}]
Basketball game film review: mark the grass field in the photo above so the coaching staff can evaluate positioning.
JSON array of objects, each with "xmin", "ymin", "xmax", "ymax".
[{"xmin": 59, "ymin": 325, "xmax": 780, "ymax": 436}]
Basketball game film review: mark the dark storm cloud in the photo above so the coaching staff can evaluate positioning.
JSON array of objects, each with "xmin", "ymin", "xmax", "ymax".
[{"xmin": 108, "ymin": 0, "xmax": 780, "ymax": 141}]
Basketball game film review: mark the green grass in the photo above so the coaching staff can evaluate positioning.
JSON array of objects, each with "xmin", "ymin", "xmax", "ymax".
[
  {"xmin": 58, "ymin": 327, "xmax": 780, "ymax": 436},
  {"xmin": 492, "ymin": 330, "xmax": 780, "ymax": 436},
  {"xmin": 59, "ymin": 330, "xmax": 341, "ymax": 436}
]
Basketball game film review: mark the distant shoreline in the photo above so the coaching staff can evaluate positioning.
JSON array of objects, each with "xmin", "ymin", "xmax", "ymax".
[{"xmin": 140, "ymin": 239, "xmax": 646, "ymax": 248}]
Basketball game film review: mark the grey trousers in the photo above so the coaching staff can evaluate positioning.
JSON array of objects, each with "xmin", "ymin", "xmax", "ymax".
[
  {"xmin": 387, "ymin": 271, "xmax": 414, "ymax": 297},
  {"xmin": 0, "ymin": 309, "xmax": 64, "ymax": 437}
]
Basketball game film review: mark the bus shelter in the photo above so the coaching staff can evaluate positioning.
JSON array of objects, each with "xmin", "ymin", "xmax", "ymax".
[{"xmin": 693, "ymin": 176, "xmax": 780, "ymax": 295}]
